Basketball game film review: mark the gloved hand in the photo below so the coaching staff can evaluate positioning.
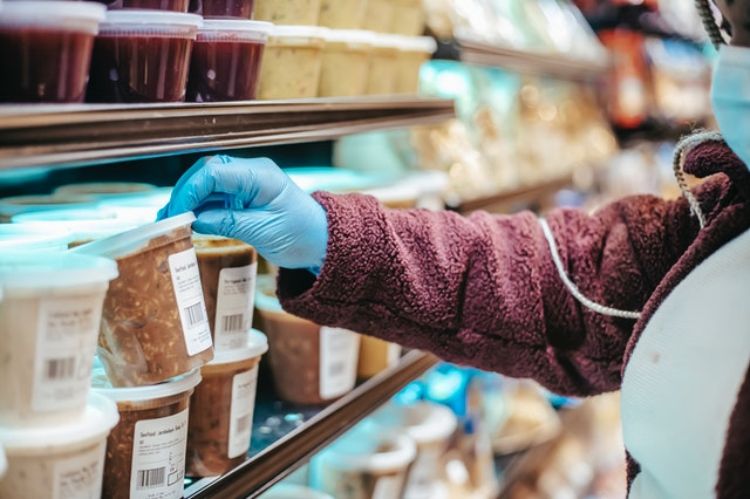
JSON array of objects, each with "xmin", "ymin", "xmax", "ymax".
[{"xmin": 158, "ymin": 155, "xmax": 328, "ymax": 272}]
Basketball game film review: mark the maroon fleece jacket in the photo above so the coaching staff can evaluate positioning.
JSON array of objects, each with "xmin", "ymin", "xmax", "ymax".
[{"xmin": 277, "ymin": 141, "xmax": 750, "ymax": 495}]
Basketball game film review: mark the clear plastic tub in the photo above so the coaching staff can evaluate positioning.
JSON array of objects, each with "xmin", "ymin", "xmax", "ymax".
[
  {"xmin": 0, "ymin": 1, "xmax": 105, "ymax": 103},
  {"xmin": 357, "ymin": 336, "xmax": 401, "ymax": 379},
  {"xmin": 372, "ymin": 402, "xmax": 457, "ymax": 499},
  {"xmin": 393, "ymin": 35, "xmax": 435, "ymax": 94},
  {"xmin": 362, "ymin": 0, "xmax": 394, "ymax": 33},
  {"xmin": 256, "ymin": 277, "xmax": 360, "ymax": 405},
  {"xmin": 319, "ymin": 0, "xmax": 367, "ymax": 28},
  {"xmin": 193, "ymin": 235, "xmax": 258, "ymax": 353},
  {"xmin": 116, "ymin": 0, "xmax": 190, "ymax": 11},
  {"xmin": 258, "ymin": 25, "xmax": 327, "ymax": 99},
  {"xmin": 0, "ymin": 223, "xmax": 72, "ymax": 252},
  {"xmin": 187, "ymin": 19, "xmax": 272, "ymax": 102},
  {"xmin": 54, "ymin": 182, "xmax": 157, "ymax": 199},
  {"xmin": 0, "ymin": 253, "xmax": 118, "ymax": 426},
  {"xmin": 187, "ymin": 330, "xmax": 268, "ymax": 476},
  {"xmin": 366, "ymin": 34, "xmax": 399, "ymax": 95},
  {"xmin": 0, "ymin": 393, "xmax": 119, "ymax": 499},
  {"xmin": 74, "ymin": 213, "xmax": 215, "ymax": 387},
  {"xmin": 92, "ymin": 367, "xmax": 201, "ymax": 499},
  {"xmin": 254, "ymin": 0, "xmax": 321, "ymax": 25},
  {"xmin": 314, "ymin": 420, "xmax": 417, "ymax": 498},
  {"xmin": 318, "ymin": 29, "xmax": 371, "ymax": 97},
  {"xmin": 87, "ymin": 10, "xmax": 202, "ymax": 103},
  {"xmin": 0, "ymin": 193, "xmax": 96, "ymax": 222},
  {"xmin": 389, "ymin": 0, "xmax": 424, "ymax": 36},
  {"xmin": 189, "ymin": 0, "xmax": 255, "ymax": 17}
]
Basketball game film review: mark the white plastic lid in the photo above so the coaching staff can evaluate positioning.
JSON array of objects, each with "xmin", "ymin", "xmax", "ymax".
[
  {"xmin": 321, "ymin": 29, "xmax": 374, "ymax": 46},
  {"xmin": 270, "ymin": 25, "xmax": 329, "ymax": 40},
  {"xmin": 373, "ymin": 402, "xmax": 457, "ymax": 445},
  {"xmin": 72, "ymin": 212, "xmax": 195, "ymax": 259},
  {"xmin": 0, "ymin": 194, "xmax": 97, "ymax": 218},
  {"xmin": 54, "ymin": 182, "xmax": 156, "ymax": 198},
  {"xmin": 0, "ymin": 223, "xmax": 72, "ymax": 250},
  {"xmin": 210, "ymin": 329, "xmax": 269, "ymax": 365},
  {"xmin": 100, "ymin": 10, "xmax": 202, "ymax": 37},
  {"xmin": 92, "ymin": 366, "xmax": 202, "ymax": 403},
  {"xmin": 198, "ymin": 19, "xmax": 273, "ymax": 42},
  {"xmin": 369, "ymin": 33, "xmax": 404, "ymax": 50},
  {"xmin": 0, "ymin": 393, "xmax": 119, "ymax": 453},
  {"xmin": 391, "ymin": 35, "xmax": 437, "ymax": 53},
  {"xmin": 0, "ymin": 1, "xmax": 105, "ymax": 34},
  {"xmin": 262, "ymin": 485, "xmax": 334, "ymax": 499},
  {"xmin": 320, "ymin": 420, "xmax": 416, "ymax": 472},
  {"xmin": 0, "ymin": 251, "xmax": 118, "ymax": 290}
]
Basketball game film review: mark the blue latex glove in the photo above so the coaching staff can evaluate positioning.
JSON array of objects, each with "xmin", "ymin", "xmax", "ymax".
[{"xmin": 158, "ymin": 155, "xmax": 328, "ymax": 273}]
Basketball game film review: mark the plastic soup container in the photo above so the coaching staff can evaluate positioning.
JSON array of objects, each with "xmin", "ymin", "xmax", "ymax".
[
  {"xmin": 372, "ymin": 402, "xmax": 457, "ymax": 499},
  {"xmin": 187, "ymin": 330, "xmax": 268, "ymax": 476},
  {"xmin": 357, "ymin": 336, "xmax": 401, "ymax": 379},
  {"xmin": 254, "ymin": 0, "xmax": 321, "ymax": 25},
  {"xmin": 366, "ymin": 34, "xmax": 399, "ymax": 95},
  {"xmin": 189, "ymin": 0, "xmax": 255, "ymax": 17},
  {"xmin": 318, "ymin": 29, "xmax": 371, "ymax": 97},
  {"xmin": 362, "ymin": 0, "xmax": 394, "ymax": 33},
  {"xmin": 187, "ymin": 19, "xmax": 271, "ymax": 102},
  {"xmin": 74, "ymin": 213, "xmax": 215, "ymax": 387},
  {"xmin": 0, "ymin": 393, "xmax": 119, "ymax": 499},
  {"xmin": 87, "ymin": 11, "xmax": 202, "ymax": 103},
  {"xmin": 390, "ymin": 0, "xmax": 424, "ymax": 36},
  {"xmin": 116, "ymin": 0, "xmax": 190, "ymax": 11},
  {"xmin": 194, "ymin": 235, "xmax": 258, "ymax": 353},
  {"xmin": 256, "ymin": 279, "xmax": 360, "ymax": 405},
  {"xmin": 93, "ymin": 368, "xmax": 201, "ymax": 499},
  {"xmin": 0, "ymin": 253, "xmax": 118, "ymax": 426},
  {"xmin": 0, "ymin": 1, "xmax": 105, "ymax": 103},
  {"xmin": 394, "ymin": 35, "xmax": 435, "ymax": 94},
  {"xmin": 315, "ymin": 421, "xmax": 417, "ymax": 499},
  {"xmin": 319, "ymin": 0, "xmax": 367, "ymax": 28},
  {"xmin": 258, "ymin": 26, "xmax": 327, "ymax": 99}
]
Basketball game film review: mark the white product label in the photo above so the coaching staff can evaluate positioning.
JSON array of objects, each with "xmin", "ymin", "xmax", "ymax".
[
  {"xmin": 130, "ymin": 409, "xmax": 189, "ymax": 499},
  {"xmin": 32, "ymin": 296, "xmax": 103, "ymax": 412},
  {"xmin": 387, "ymin": 343, "xmax": 402, "ymax": 367},
  {"xmin": 319, "ymin": 327, "xmax": 360, "ymax": 400},
  {"xmin": 52, "ymin": 440, "xmax": 106, "ymax": 499},
  {"xmin": 228, "ymin": 365, "xmax": 259, "ymax": 459},
  {"xmin": 373, "ymin": 475, "xmax": 404, "ymax": 499},
  {"xmin": 169, "ymin": 248, "xmax": 213, "ymax": 356},
  {"xmin": 214, "ymin": 263, "xmax": 257, "ymax": 352}
]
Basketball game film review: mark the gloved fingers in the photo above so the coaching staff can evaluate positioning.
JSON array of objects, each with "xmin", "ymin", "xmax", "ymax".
[
  {"xmin": 158, "ymin": 155, "xmax": 226, "ymax": 220},
  {"xmin": 192, "ymin": 207, "xmax": 239, "ymax": 239}
]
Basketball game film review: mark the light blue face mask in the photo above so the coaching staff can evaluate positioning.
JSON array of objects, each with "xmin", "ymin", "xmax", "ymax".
[{"xmin": 711, "ymin": 45, "xmax": 750, "ymax": 171}]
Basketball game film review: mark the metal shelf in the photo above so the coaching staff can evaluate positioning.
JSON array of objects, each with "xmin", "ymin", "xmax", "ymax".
[
  {"xmin": 0, "ymin": 96, "xmax": 455, "ymax": 170},
  {"xmin": 456, "ymin": 39, "xmax": 609, "ymax": 81},
  {"xmin": 184, "ymin": 350, "xmax": 438, "ymax": 499}
]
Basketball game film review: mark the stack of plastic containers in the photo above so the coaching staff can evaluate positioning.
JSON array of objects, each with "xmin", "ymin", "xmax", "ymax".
[
  {"xmin": 0, "ymin": 252, "xmax": 121, "ymax": 498},
  {"xmin": 258, "ymin": 25, "xmax": 328, "ymax": 99}
]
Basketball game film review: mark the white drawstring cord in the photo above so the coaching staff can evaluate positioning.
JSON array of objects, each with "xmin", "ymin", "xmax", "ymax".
[{"xmin": 539, "ymin": 218, "xmax": 642, "ymax": 320}]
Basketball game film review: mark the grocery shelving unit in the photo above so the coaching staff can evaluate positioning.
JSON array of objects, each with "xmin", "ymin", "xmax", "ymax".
[
  {"xmin": 0, "ymin": 96, "xmax": 455, "ymax": 170},
  {"xmin": 185, "ymin": 351, "xmax": 438, "ymax": 499}
]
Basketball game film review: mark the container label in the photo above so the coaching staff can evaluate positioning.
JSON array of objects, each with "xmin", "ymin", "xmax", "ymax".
[
  {"xmin": 130, "ymin": 409, "xmax": 188, "ymax": 499},
  {"xmin": 32, "ymin": 296, "xmax": 103, "ymax": 412},
  {"xmin": 52, "ymin": 440, "xmax": 106, "ymax": 499},
  {"xmin": 228, "ymin": 365, "xmax": 259, "ymax": 459},
  {"xmin": 214, "ymin": 263, "xmax": 257, "ymax": 352},
  {"xmin": 373, "ymin": 475, "xmax": 404, "ymax": 499},
  {"xmin": 319, "ymin": 327, "xmax": 360, "ymax": 400},
  {"xmin": 169, "ymin": 248, "xmax": 213, "ymax": 356}
]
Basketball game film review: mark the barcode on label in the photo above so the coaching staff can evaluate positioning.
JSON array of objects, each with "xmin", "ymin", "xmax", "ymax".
[
  {"xmin": 328, "ymin": 362, "xmax": 345, "ymax": 377},
  {"xmin": 184, "ymin": 302, "xmax": 205, "ymax": 327},
  {"xmin": 222, "ymin": 314, "xmax": 244, "ymax": 333},
  {"xmin": 136, "ymin": 467, "xmax": 166, "ymax": 490},
  {"xmin": 45, "ymin": 357, "xmax": 76, "ymax": 381},
  {"xmin": 235, "ymin": 414, "xmax": 252, "ymax": 434}
]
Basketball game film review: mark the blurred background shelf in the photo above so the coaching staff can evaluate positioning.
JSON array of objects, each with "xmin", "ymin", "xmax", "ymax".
[
  {"xmin": 453, "ymin": 175, "xmax": 574, "ymax": 214},
  {"xmin": 184, "ymin": 350, "xmax": 438, "ymax": 499},
  {"xmin": 0, "ymin": 97, "xmax": 455, "ymax": 170}
]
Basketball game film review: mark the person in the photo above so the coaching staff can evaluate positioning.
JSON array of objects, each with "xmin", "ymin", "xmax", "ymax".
[{"xmin": 159, "ymin": 2, "xmax": 750, "ymax": 497}]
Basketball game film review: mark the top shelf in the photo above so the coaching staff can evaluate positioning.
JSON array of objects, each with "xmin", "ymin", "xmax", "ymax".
[
  {"xmin": 455, "ymin": 38, "xmax": 610, "ymax": 81},
  {"xmin": 0, "ymin": 96, "xmax": 455, "ymax": 170}
]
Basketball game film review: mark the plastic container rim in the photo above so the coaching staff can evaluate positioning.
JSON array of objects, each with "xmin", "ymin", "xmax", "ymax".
[
  {"xmin": 100, "ymin": 9, "xmax": 203, "ymax": 34},
  {"xmin": 92, "ymin": 367, "xmax": 202, "ymax": 403},
  {"xmin": 198, "ymin": 18, "xmax": 273, "ymax": 41},
  {"xmin": 0, "ymin": 1, "xmax": 105, "ymax": 34},
  {"xmin": 209, "ymin": 329, "xmax": 269, "ymax": 365},
  {"xmin": 0, "ymin": 251, "xmax": 118, "ymax": 290}
]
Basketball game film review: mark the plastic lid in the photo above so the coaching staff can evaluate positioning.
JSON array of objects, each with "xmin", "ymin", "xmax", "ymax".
[
  {"xmin": 0, "ymin": 1, "xmax": 105, "ymax": 34},
  {"xmin": 0, "ymin": 251, "xmax": 118, "ymax": 290},
  {"xmin": 270, "ymin": 25, "xmax": 329, "ymax": 40},
  {"xmin": 100, "ymin": 10, "xmax": 202, "ymax": 37},
  {"xmin": 321, "ymin": 29, "xmax": 374, "ymax": 46},
  {"xmin": 373, "ymin": 402, "xmax": 457, "ymax": 444},
  {"xmin": 369, "ymin": 32, "xmax": 403, "ymax": 50},
  {"xmin": 0, "ymin": 223, "xmax": 72, "ymax": 249},
  {"xmin": 391, "ymin": 35, "xmax": 437, "ymax": 53},
  {"xmin": 320, "ymin": 421, "xmax": 416, "ymax": 472},
  {"xmin": 198, "ymin": 19, "xmax": 272, "ymax": 42},
  {"xmin": 72, "ymin": 212, "xmax": 195, "ymax": 259},
  {"xmin": 92, "ymin": 366, "xmax": 202, "ymax": 403},
  {"xmin": 210, "ymin": 329, "xmax": 268, "ymax": 365},
  {"xmin": 0, "ymin": 393, "xmax": 119, "ymax": 452},
  {"xmin": 54, "ymin": 182, "xmax": 156, "ymax": 197}
]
